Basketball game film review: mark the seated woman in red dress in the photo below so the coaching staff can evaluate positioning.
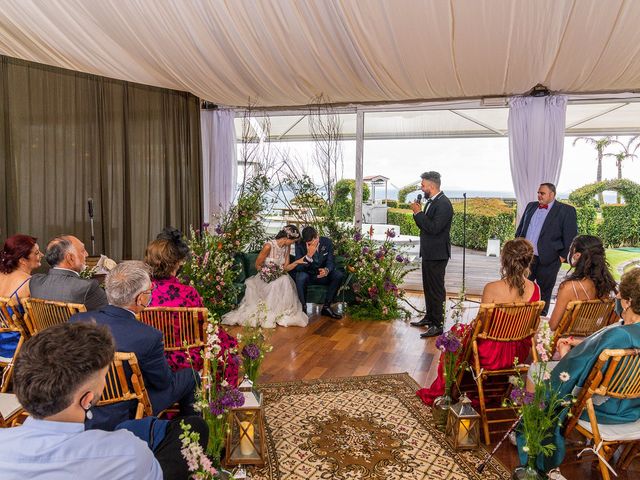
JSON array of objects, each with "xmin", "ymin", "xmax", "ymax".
[
  {"xmin": 418, "ymin": 238, "xmax": 539, "ymax": 405},
  {"xmin": 145, "ymin": 228, "xmax": 238, "ymax": 386}
]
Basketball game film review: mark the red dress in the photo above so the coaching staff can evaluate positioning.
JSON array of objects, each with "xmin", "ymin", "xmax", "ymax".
[
  {"xmin": 417, "ymin": 283, "xmax": 540, "ymax": 406},
  {"xmin": 150, "ymin": 276, "xmax": 239, "ymax": 387}
]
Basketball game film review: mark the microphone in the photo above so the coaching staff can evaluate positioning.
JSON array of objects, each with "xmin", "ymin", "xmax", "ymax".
[
  {"xmin": 416, "ymin": 193, "xmax": 422, "ymax": 203},
  {"xmin": 87, "ymin": 198, "xmax": 94, "ymax": 219}
]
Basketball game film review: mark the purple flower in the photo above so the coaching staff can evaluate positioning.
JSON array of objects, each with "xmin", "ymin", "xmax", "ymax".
[
  {"xmin": 209, "ymin": 400, "xmax": 225, "ymax": 416},
  {"xmin": 396, "ymin": 254, "xmax": 404, "ymax": 263},
  {"xmin": 375, "ymin": 249, "xmax": 385, "ymax": 260},
  {"xmin": 353, "ymin": 232, "xmax": 362, "ymax": 241},
  {"xmin": 510, "ymin": 387, "xmax": 534, "ymax": 406},
  {"xmin": 220, "ymin": 388, "xmax": 245, "ymax": 409},
  {"xmin": 435, "ymin": 332, "xmax": 462, "ymax": 353},
  {"xmin": 383, "ymin": 279, "xmax": 395, "ymax": 292},
  {"xmin": 352, "ymin": 283, "xmax": 361, "ymax": 293},
  {"xmin": 215, "ymin": 224, "xmax": 224, "ymax": 235},
  {"xmin": 368, "ymin": 286, "xmax": 378, "ymax": 299},
  {"xmin": 362, "ymin": 246, "xmax": 370, "ymax": 254},
  {"xmin": 242, "ymin": 344, "xmax": 260, "ymax": 360},
  {"xmin": 203, "ymin": 222, "xmax": 210, "ymax": 230},
  {"xmin": 385, "ymin": 228, "xmax": 396, "ymax": 238}
]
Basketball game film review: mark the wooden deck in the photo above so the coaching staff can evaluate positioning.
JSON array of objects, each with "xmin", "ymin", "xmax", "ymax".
[{"xmin": 402, "ymin": 245, "xmax": 564, "ymax": 297}]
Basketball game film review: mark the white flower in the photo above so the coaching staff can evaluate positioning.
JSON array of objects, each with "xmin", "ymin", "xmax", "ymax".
[
  {"xmin": 543, "ymin": 371, "xmax": 551, "ymax": 381},
  {"xmin": 559, "ymin": 371, "xmax": 570, "ymax": 382},
  {"xmin": 522, "ymin": 446, "xmax": 530, "ymax": 453},
  {"xmin": 508, "ymin": 375, "xmax": 519, "ymax": 386}
]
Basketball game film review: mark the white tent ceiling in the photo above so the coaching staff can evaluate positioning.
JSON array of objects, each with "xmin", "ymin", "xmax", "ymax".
[{"xmin": 2, "ymin": 1, "xmax": 640, "ymax": 108}]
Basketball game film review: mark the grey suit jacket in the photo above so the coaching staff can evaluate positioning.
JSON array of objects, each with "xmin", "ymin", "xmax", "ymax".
[{"xmin": 29, "ymin": 268, "xmax": 108, "ymax": 311}]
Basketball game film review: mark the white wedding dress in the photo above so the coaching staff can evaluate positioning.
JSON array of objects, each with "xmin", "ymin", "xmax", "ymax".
[{"xmin": 221, "ymin": 239, "xmax": 308, "ymax": 328}]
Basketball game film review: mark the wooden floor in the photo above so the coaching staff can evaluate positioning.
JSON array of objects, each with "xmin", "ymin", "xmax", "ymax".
[{"xmin": 226, "ymin": 294, "xmax": 639, "ymax": 479}]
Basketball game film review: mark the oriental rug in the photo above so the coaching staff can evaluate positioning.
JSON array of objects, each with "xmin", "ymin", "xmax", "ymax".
[{"xmin": 248, "ymin": 373, "xmax": 509, "ymax": 479}]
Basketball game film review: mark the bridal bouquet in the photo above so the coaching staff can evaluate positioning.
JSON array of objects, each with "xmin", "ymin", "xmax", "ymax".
[{"xmin": 259, "ymin": 261, "xmax": 284, "ymax": 283}]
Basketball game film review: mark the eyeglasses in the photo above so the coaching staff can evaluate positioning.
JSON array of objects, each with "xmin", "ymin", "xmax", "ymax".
[{"xmin": 140, "ymin": 284, "xmax": 157, "ymax": 296}]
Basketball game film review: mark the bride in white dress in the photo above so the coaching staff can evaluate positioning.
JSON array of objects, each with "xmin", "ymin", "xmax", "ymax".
[{"xmin": 222, "ymin": 225, "xmax": 309, "ymax": 328}]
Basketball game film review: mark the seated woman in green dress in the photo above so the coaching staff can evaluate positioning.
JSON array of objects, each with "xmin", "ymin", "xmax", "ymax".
[{"xmin": 521, "ymin": 267, "xmax": 640, "ymax": 471}]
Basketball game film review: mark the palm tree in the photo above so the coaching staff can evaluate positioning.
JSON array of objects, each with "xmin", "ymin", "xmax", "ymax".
[
  {"xmin": 604, "ymin": 135, "xmax": 640, "ymax": 202},
  {"xmin": 572, "ymin": 136, "xmax": 612, "ymax": 204}
]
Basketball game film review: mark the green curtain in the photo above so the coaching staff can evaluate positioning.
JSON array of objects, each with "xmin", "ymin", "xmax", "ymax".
[{"xmin": 0, "ymin": 56, "xmax": 202, "ymax": 260}]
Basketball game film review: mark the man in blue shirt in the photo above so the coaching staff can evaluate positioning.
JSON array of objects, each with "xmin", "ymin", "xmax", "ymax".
[
  {"xmin": 515, "ymin": 183, "xmax": 577, "ymax": 315},
  {"xmin": 0, "ymin": 322, "xmax": 162, "ymax": 479}
]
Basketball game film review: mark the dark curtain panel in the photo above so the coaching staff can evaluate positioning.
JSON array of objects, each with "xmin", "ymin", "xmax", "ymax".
[{"xmin": 0, "ymin": 56, "xmax": 202, "ymax": 260}]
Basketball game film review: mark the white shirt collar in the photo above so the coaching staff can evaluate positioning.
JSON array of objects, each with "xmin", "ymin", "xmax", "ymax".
[{"xmin": 52, "ymin": 267, "xmax": 81, "ymax": 277}]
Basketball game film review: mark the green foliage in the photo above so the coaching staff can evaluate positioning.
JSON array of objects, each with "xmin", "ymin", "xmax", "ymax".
[
  {"xmin": 398, "ymin": 183, "xmax": 420, "ymax": 203},
  {"xmin": 599, "ymin": 205, "xmax": 640, "ymax": 247},
  {"xmin": 569, "ymin": 179, "xmax": 640, "ymax": 247},
  {"xmin": 340, "ymin": 230, "xmax": 417, "ymax": 320},
  {"xmin": 388, "ymin": 199, "xmax": 515, "ymax": 250},
  {"xmin": 573, "ymin": 205, "xmax": 597, "ymax": 236},
  {"xmin": 568, "ymin": 178, "xmax": 640, "ymax": 207},
  {"xmin": 332, "ymin": 179, "xmax": 370, "ymax": 220},
  {"xmin": 385, "ymin": 199, "xmax": 398, "ymax": 208}
]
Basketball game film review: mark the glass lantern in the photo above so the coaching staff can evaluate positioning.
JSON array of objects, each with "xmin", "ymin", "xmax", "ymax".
[
  {"xmin": 225, "ymin": 377, "xmax": 266, "ymax": 466},
  {"xmin": 445, "ymin": 393, "xmax": 480, "ymax": 449}
]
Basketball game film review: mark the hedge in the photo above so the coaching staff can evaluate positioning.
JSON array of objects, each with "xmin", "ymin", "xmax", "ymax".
[
  {"xmin": 574, "ymin": 205, "xmax": 597, "ymax": 236},
  {"xmin": 387, "ymin": 198, "xmax": 516, "ymax": 250},
  {"xmin": 599, "ymin": 205, "xmax": 640, "ymax": 247}
]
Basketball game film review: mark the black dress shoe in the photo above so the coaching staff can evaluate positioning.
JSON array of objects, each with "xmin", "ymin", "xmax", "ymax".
[
  {"xmin": 420, "ymin": 326, "xmax": 443, "ymax": 338},
  {"xmin": 320, "ymin": 306, "xmax": 343, "ymax": 319},
  {"xmin": 410, "ymin": 318, "xmax": 431, "ymax": 327}
]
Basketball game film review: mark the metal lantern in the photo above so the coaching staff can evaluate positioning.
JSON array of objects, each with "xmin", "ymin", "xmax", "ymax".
[
  {"xmin": 445, "ymin": 393, "xmax": 481, "ymax": 449},
  {"xmin": 225, "ymin": 377, "xmax": 266, "ymax": 466}
]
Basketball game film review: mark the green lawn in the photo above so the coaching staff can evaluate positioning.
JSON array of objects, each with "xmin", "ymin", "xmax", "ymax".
[{"xmin": 560, "ymin": 248, "xmax": 640, "ymax": 280}]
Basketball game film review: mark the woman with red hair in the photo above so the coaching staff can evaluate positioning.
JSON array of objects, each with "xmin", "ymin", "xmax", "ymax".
[{"xmin": 1, "ymin": 234, "xmax": 42, "ymax": 361}]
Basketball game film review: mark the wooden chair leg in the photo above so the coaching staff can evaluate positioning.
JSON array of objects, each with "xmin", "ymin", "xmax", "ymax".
[{"xmin": 476, "ymin": 372, "xmax": 491, "ymax": 445}]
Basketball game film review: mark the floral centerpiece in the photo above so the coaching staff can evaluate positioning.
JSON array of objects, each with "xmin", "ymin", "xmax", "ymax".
[
  {"xmin": 238, "ymin": 321, "xmax": 273, "ymax": 384},
  {"xmin": 258, "ymin": 261, "xmax": 284, "ymax": 283},
  {"xmin": 198, "ymin": 321, "xmax": 244, "ymax": 463},
  {"xmin": 339, "ymin": 228, "xmax": 416, "ymax": 320},
  {"xmin": 505, "ymin": 321, "xmax": 573, "ymax": 479},
  {"xmin": 432, "ymin": 321, "xmax": 469, "ymax": 430}
]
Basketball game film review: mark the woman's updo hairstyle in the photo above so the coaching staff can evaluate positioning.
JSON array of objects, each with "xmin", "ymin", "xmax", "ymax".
[
  {"xmin": 501, "ymin": 238, "xmax": 534, "ymax": 296},
  {"xmin": 144, "ymin": 227, "xmax": 190, "ymax": 279},
  {"xmin": 275, "ymin": 224, "xmax": 300, "ymax": 240},
  {"xmin": 0, "ymin": 234, "xmax": 37, "ymax": 274}
]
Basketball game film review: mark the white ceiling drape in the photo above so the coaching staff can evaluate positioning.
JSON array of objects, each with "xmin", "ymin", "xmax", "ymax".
[{"xmin": 1, "ymin": 1, "xmax": 640, "ymax": 108}]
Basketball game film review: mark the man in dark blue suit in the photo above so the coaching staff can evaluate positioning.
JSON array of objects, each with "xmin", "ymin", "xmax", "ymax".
[
  {"xmin": 293, "ymin": 226, "xmax": 344, "ymax": 319},
  {"xmin": 70, "ymin": 261, "xmax": 197, "ymax": 431},
  {"xmin": 515, "ymin": 183, "xmax": 578, "ymax": 315}
]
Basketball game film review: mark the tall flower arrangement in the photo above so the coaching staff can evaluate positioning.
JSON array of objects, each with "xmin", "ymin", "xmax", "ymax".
[
  {"xmin": 505, "ymin": 321, "xmax": 573, "ymax": 476},
  {"xmin": 181, "ymin": 174, "xmax": 271, "ymax": 316},
  {"xmin": 237, "ymin": 309, "xmax": 273, "ymax": 384},
  {"xmin": 340, "ymin": 228, "xmax": 416, "ymax": 320},
  {"xmin": 198, "ymin": 322, "xmax": 244, "ymax": 463}
]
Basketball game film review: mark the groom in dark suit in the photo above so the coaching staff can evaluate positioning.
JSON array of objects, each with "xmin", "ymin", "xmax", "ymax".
[
  {"xmin": 293, "ymin": 226, "xmax": 344, "ymax": 319},
  {"xmin": 409, "ymin": 171, "xmax": 454, "ymax": 338},
  {"xmin": 515, "ymin": 182, "xmax": 577, "ymax": 315}
]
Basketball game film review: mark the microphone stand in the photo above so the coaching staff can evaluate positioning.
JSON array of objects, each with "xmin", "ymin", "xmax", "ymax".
[
  {"xmin": 88, "ymin": 198, "xmax": 96, "ymax": 256},
  {"xmin": 462, "ymin": 193, "xmax": 467, "ymax": 296}
]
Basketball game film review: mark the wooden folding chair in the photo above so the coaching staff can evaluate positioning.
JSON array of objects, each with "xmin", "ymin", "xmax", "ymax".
[
  {"xmin": 564, "ymin": 348, "xmax": 640, "ymax": 480},
  {"xmin": 0, "ymin": 327, "xmax": 25, "ymax": 393},
  {"xmin": 98, "ymin": 352, "xmax": 153, "ymax": 419},
  {"xmin": 471, "ymin": 300, "xmax": 545, "ymax": 444},
  {"xmin": 0, "ymin": 296, "xmax": 30, "ymax": 338},
  {"xmin": 21, "ymin": 298, "xmax": 86, "ymax": 335},
  {"xmin": 137, "ymin": 307, "xmax": 208, "ymax": 374},
  {"xmin": 552, "ymin": 299, "xmax": 618, "ymax": 355}
]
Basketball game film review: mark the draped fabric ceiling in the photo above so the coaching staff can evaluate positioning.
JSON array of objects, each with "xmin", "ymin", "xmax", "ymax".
[{"xmin": 2, "ymin": 0, "xmax": 640, "ymax": 108}]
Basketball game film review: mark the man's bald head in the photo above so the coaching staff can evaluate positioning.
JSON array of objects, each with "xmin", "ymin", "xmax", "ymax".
[{"xmin": 45, "ymin": 235, "xmax": 88, "ymax": 272}]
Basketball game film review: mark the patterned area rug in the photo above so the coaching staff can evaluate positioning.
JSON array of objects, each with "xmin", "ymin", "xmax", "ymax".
[{"xmin": 248, "ymin": 373, "xmax": 510, "ymax": 479}]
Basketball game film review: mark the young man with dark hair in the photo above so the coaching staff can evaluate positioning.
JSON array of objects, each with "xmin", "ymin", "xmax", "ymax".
[
  {"xmin": 410, "ymin": 171, "xmax": 454, "ymax": 338},
  {"xmin": 0, "ymin": 322, "xmax": 207, "ymax": 479},
  {"xmin": 0, "ymin": 322, "xmax": 162, "ymax": 478},
  {"xmin": 293, "ymin": 226, "xmax": 345, "ymax": 318}
]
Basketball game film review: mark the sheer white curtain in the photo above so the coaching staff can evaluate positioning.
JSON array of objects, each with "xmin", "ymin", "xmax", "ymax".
[
  {"xmin": 201, "ymin": 109, "xmax": 237, "ymax": 224},
  {"xmin": 508, "ymin": 95, "xmax": 567, "ymax": 221}
]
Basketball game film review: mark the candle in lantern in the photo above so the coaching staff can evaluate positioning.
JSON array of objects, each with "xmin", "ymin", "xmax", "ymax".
[
  {"xmin": 458, "ymin": 419, "xmax": 471, "ymax": 445},
  {"xmin": 239, "ymin": 421, "xmax": 256, "ymax": 456}
]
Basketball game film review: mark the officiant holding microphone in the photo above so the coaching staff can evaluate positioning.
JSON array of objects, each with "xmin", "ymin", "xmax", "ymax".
[{"xmin": 409, "ymin": 171, "xmax": 454, "ymax": 338}]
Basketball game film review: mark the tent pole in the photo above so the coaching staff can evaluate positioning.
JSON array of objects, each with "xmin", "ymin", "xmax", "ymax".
[{"xmin": 354, "ymin": 109, "xmax": 365, "ymax": 232}]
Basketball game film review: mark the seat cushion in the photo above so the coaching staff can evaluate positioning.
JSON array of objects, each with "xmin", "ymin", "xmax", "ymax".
[{"xmin": 578, "ymin": 417, "xmax": 640, "ymax": 441}]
